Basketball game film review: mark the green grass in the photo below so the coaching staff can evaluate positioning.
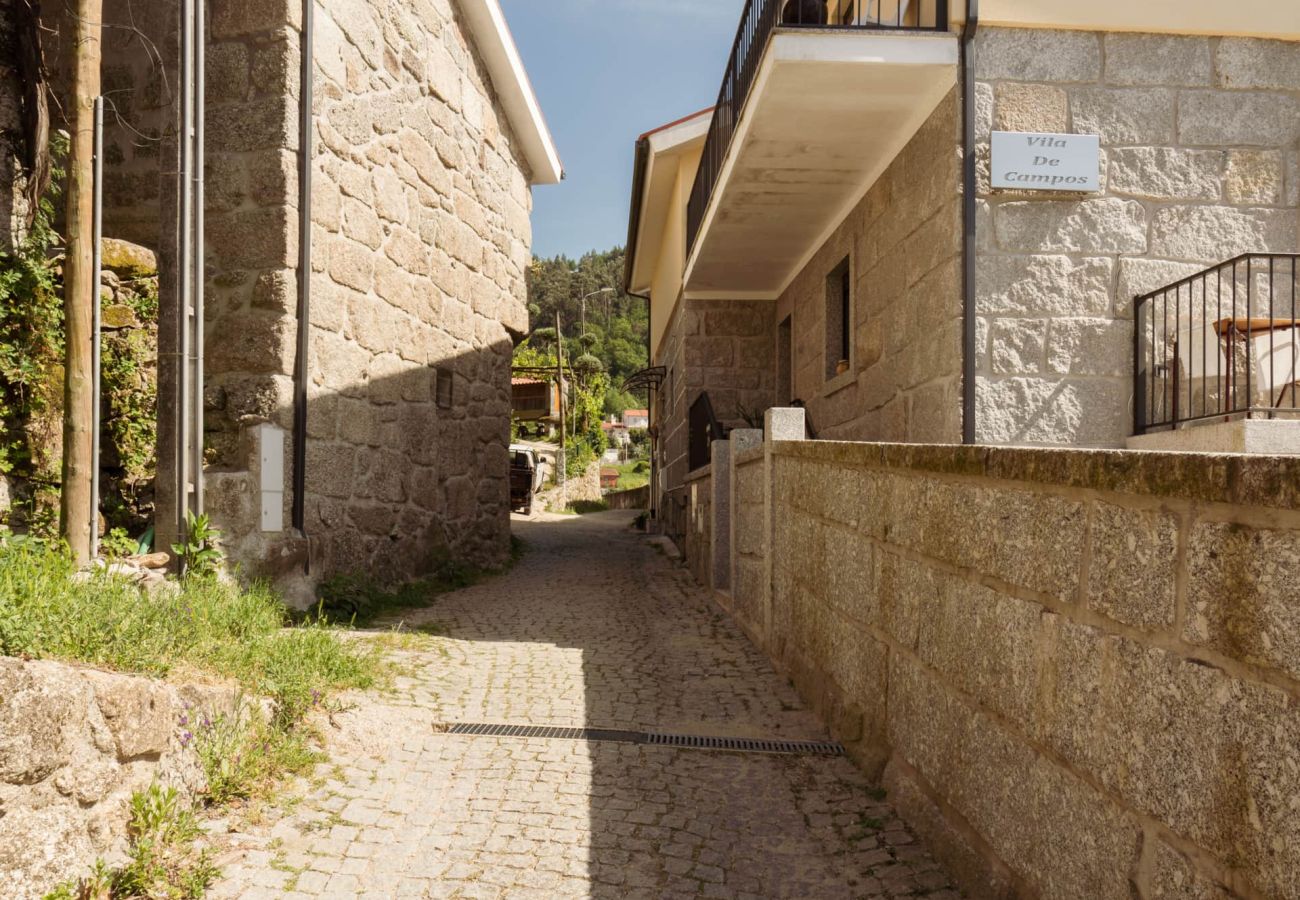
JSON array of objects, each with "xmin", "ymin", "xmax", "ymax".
[
  {"xmin": 0, "ymin": 539, "xmax": 380, "ymax": 709},
  {"xmin": 565, "ymin": 499, "xmax": 610, "ymax": 515},
  {"xmin": 0, "ymin": 535, "xmax": 382, "ymax": 806},
  {"xmin": 613, "ymin": 461, "xmax": 650, "ymax": 491}
]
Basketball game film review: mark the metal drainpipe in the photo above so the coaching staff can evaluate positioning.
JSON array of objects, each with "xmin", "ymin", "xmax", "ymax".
[
  {"xmin": 291, "ymin": 0, "xmax": 314, "ymax": 552},
  {"xmin": 960, "ymin": 0, "xmax": 980, "ymax": 445},
  {"xmin": 193, "ymin": 0, "xmax": 205, "ymax": 514},
  {"xmin": 91, "ymin": 97, "xmax": 103, "ymax": 558},
  {"xmin": 179, "ymin": 0, "xmax": 194, "ymax": 536}
]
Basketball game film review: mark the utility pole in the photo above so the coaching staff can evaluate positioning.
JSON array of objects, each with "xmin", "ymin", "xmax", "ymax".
[
  {"xmin": 61, "ymin": 0, "xmax": 103, "ymax": 564},
  {"xmin": 555, "ymin": 312, "xmax": 565, "ymax": 492}
]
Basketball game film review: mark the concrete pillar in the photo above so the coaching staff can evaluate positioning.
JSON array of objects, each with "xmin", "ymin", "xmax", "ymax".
[
  {"xmin": 710, "ymin": 438, "xmax": 731, "ymax": 592},
  {"xmin": 727, "ymin": 428, "xmax": 762, "ymax": 607},
  {"xmin": 761, "ymin": 407, "xmax": 806, "ymax": 644}
]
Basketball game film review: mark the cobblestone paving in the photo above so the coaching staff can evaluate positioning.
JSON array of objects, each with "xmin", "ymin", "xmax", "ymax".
[{"xmin": 210, "ymin": 511, "xmax": 956, "ymax": 899}]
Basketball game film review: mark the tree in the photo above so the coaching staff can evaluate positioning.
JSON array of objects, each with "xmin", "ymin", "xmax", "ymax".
[
  {"xmin": 61, "ymin": 0, "xmax": 103, "ymax": 563},
  {"xmin": 523, "ymin": 247, "xmax": 652, "ymax": 419}
]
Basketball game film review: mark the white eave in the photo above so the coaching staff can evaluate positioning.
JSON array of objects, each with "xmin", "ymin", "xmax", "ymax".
[
  {"xmin": 460, "ymin": 0, "xmax": 564, "ymax": 185},
  {"xmin": 684, "ymin": 30, "xmax": 959, "ymax": 298},
  {"xmin": 626, "ymin": 111, "xmax": 711, "ymax": 296}
]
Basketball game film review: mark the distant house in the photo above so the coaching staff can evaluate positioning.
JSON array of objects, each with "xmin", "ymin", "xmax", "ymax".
[
  {"xmin": 602, "ymin": 416, "xmax": 631, "ymax": 447},
  {"xmin": 622, "ymin": 409, "xmax": 649, "ymax": 429},
  {"xmin": 600, "ymin": 468, "xmax": 620, "ymax": 491},
  {"xmin": 512, "ymin": 377, "xmax": 563, "ymax": 434}
]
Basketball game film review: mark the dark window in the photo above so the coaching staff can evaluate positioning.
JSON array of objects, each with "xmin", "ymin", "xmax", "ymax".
[
  {"xmin": 435, "ymin": 368, "xmax": 454, "ymax": 408},
  {"xmin": 825, "ymin": 256, "xmax": 852, "ymax": 380}
]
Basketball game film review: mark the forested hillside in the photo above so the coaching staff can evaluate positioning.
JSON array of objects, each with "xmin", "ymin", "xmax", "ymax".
[{"xmin": 519, "ymin": 247, "xmax": 649, "ymax": 415}]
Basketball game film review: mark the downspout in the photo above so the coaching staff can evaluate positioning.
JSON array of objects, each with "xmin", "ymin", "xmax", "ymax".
[
  {"xmin": 194, "ymin": 0, "xmax": 205, "ymax": 515},
  {"xmin": 624, "ymin": 136, "xmax": 656, "ymax": 519},
  {"xmin": 291, "ymin": 0, "xmax": 314, "ymax": 553},
  {"xmin": 960, "ymin": 0, "xmax": 979, "ymax": 445}
]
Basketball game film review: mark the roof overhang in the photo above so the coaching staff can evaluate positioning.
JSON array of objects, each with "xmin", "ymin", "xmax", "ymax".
[
  {"xmin": 460, "ymin": 0, "xmax": 564, "ymax": 185},
  {"xmin": 684, "ymin": 30, "xmax": 959, "ymax": 299},
  {"xmin": 624, "ymin": 110, "xmax": 712, "ymax": 296}
]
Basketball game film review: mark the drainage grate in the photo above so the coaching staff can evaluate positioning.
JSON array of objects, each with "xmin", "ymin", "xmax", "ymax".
[{"xmin": 436, "ymin": 722, "xmax": 844, "ymax": 756}]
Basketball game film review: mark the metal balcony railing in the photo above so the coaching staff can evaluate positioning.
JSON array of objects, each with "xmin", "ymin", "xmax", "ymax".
[
  {"xmin": 1133, "ymin": 254, "xmax": 1300, "ymax": 435},
  {"xmin": 685, "ymin": 0, "xmax": 950, "ymax": 259}
]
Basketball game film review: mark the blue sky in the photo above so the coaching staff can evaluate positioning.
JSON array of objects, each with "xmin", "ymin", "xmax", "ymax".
[{"xmin": 500, "ymin": 0, "xmax": 746, "ymax": 259}]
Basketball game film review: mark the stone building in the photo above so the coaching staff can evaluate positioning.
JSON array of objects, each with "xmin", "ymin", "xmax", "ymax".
[
  {"xmin": 624, "ymin": 0, "xmax": 1300, "ymax": 538},
  {"xmin": 13, "ymin": 0, "xmax": 560, "ymax": 591},
  {"xmin": 623, "ymin": 4, "xmax": 1300, "ymax": 896}
]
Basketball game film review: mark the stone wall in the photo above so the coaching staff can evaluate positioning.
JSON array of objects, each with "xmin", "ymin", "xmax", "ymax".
[
  {"xmin": 654, "ymin": 295, "xmax": 776, "ymax": 512},
  {"xmin": 197, "ymin": 0, "xmax": 307, "ymax": 581},
  {"xmin": 199, "ymin": 0, "xmax": 534, "ymax": 587},
  {"xmin": 730, "ymin": 449, "xmax": 764, "ymax": 638},
  {"xmin": 295, "ymin": 0, "xmax": 531, "ymax": 578},
  {"xmin": 605, "ymin": 484, "xmax": 649, "ymax": 510},
  {"xmin": 776, "ymin": 88, "xmax": 963, "ymax": 444},
  {"xmin": 705, "ymin": 413, "xmax": 1300, "ymax": 899},
  {"xmin": 682, "ymin": 466, "xmax": 711, "ymax": 588},
  {"xmin": 974, "ymin": 28, "xmax": 1300, "ymax": 447},
  {"xmin": 0, "ymin": 658, "xmax": 238, "ymax": 900}
]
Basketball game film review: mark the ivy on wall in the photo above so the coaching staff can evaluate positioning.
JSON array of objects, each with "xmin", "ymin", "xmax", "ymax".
[{"xmin": 0, "ymin": 138, "xmax": 158, "ymax": 539}]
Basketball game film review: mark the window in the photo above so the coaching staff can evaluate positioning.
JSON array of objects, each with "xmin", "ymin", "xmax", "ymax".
[
  {"xmin": 825, "ymin": 256, "xmax": 852, "ymax": 380},
  {"xmin": 435, "ymin": 368, "xmax": 454, "ymax": 408}
]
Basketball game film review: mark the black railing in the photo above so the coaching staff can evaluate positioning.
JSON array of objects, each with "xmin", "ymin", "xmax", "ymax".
[
  {"xmin": 685, "ymin": 0, "xmax": 949, "ymax": 258},
  {"xmin": 688, "ymin": 392, "xmax": 727, "ymax": 471},
  {"xmin": 1134, "ymin": 254, "xmax": 1300, "ymax": 435}
]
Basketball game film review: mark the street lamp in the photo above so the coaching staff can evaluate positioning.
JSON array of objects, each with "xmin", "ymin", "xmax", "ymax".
[{"xmin": 580, "ymin": 287, "xmax": 614, "ymax": 336}]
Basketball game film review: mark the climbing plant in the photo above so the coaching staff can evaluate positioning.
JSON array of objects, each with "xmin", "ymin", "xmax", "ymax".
[
  {"xmin": 0, "ymin": 134, "xmax": 66, "ymax": 487},
  {"xmin": 0, "ymin": 135, "xmax": 159, "ymax": 538}
]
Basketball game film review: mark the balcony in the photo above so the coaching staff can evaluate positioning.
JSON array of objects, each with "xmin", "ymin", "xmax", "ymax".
[
  {"xmin": 1132, "ymin": 254, "xmax": 1300, "ymax": 451},
  {"xmin": 685, "ymin": 0, "xmax": 956, "ymax": 298}
]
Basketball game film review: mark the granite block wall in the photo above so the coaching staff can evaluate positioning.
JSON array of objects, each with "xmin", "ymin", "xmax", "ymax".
[
  {"xmin": 0, "ymin": 659, "xmax": 240, "ymax": 900},
  {"xmin": 776, "ymin": 87, "xmax": 963, "ymax": 445},
  {"xmin": 653, "ymin": 294, "xmax": 775, "ymax": 534},
  {"xmin": 974, "ymin": 28, "xmax": 1300, "ymax": 447},
  {"xmin": 298, "ymin": 0, "xmax": 531, "ymax": 577},
  {"xmin": 722, "ymin": 435, "xmax": 1300, "ymax": 899}
]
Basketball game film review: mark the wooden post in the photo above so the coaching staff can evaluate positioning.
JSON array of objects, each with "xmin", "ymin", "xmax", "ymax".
[
  {"xmin": 555, "ymin": 312, "xmax": 565, "ymax": 490},
  {"xmin": 61, "ymin": 0, "xmax": 102, "ymax": 564}
]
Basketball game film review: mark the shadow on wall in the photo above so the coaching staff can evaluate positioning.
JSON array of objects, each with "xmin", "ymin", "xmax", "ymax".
[{"xmin": 202, "ymin": 339, "xmax": 517, "ymax": 598}]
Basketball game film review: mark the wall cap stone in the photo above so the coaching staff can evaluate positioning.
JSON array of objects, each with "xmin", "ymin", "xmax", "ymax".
[{"xmin": 772, "ymin": 439, "xmax": 1300, "ymax": 511}]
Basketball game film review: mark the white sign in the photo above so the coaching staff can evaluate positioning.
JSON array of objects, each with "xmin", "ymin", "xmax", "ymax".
[{"xmin": 991, "ymin": 131, "xmax": 1100, "ymax": 192}]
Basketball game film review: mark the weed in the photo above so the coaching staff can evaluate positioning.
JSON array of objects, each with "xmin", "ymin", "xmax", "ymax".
[
  {"xmin": 565, "ymin": 499, "xmax": 610, "ymax": 515},
  {"xmin": 171, "ymin": 510, "xmax": 223, "ymax": 579},
  {"xmin": 866, "ymin": 786, "xmax": 888, "ymax": 802},
  {"xmin": 45, "ymin": 784, "xmax": 219, "ymax": 899},
  {"xmin": 191, "ymin": 700, "xmax": 322, "ymax": 805}
]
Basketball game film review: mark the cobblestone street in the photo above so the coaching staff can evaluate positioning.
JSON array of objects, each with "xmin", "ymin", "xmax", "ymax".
[{"xmin": 210, "ymin": 511, "xmax": 955, "ymax": 899}]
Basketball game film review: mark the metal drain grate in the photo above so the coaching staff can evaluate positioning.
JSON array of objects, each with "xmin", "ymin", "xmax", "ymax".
[{"xmin": 435, "ymin": 722, "xmax": 844, "ymax": 756}]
